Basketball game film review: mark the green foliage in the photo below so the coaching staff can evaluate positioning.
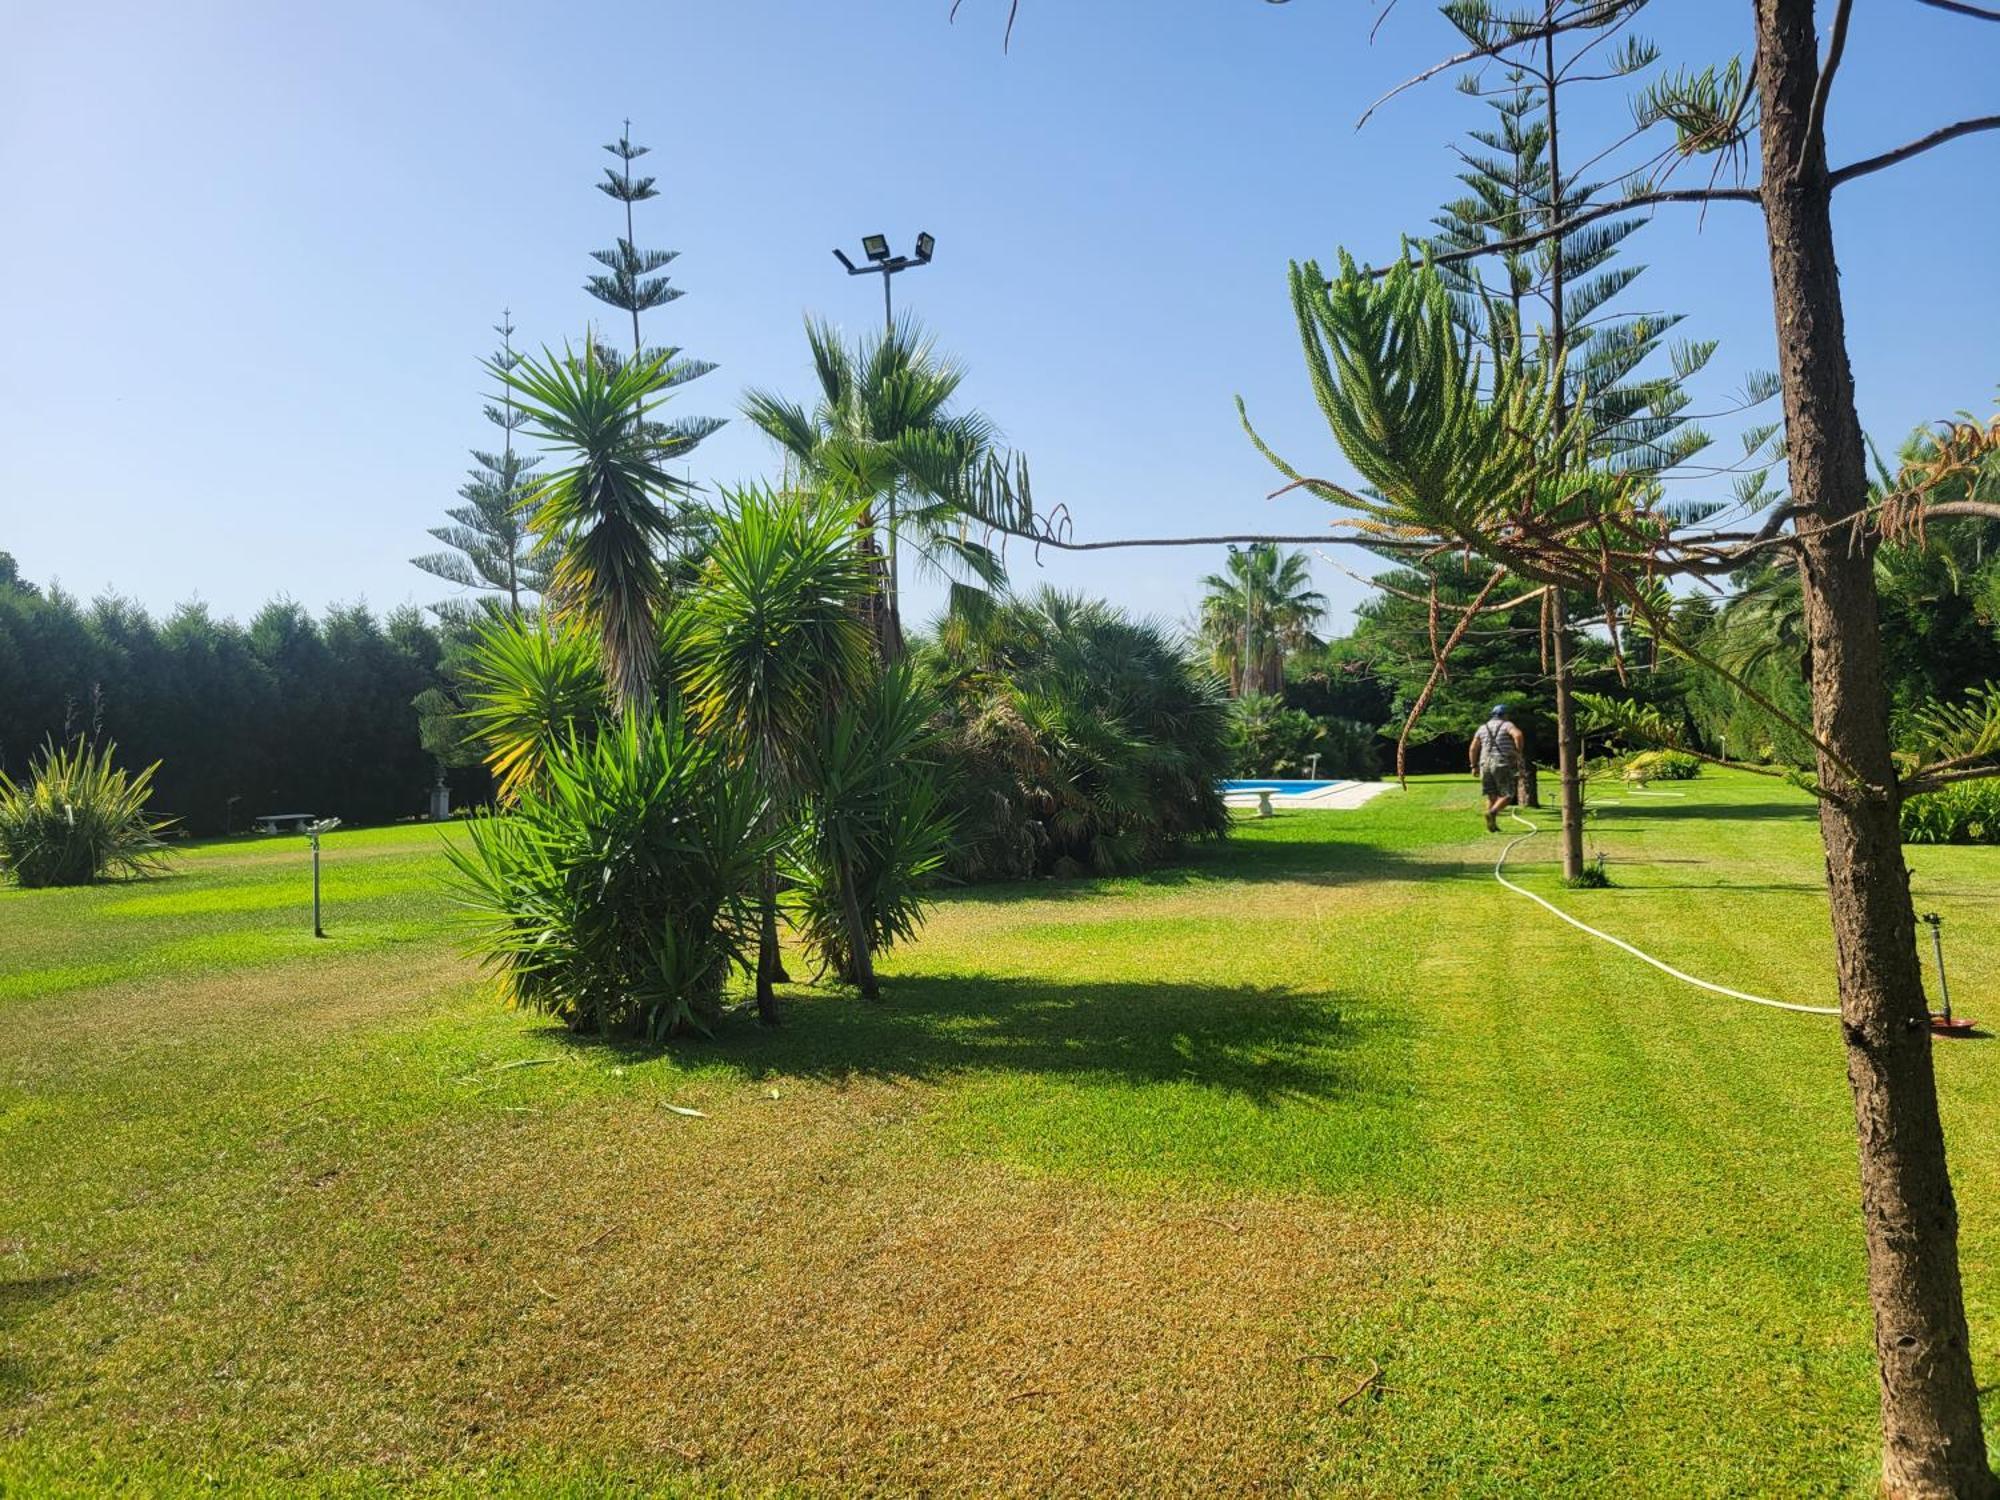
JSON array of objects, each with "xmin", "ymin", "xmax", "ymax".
[
  {"xmin": 789, "ymin": 664, "xmax": 954, "ymax": 978},
  {"xmin": 413, "ymin": 311, "xmax": 548, "ymax": 613},
  {"xmin": 1229, "ymin": 693, "xmax": 1379, "ymax": 780},
  {"xmin": 680, "ymin": 487, "xmax": 875, "ymax": 774},
  {"xmin": 1197, "ymin": 544, "xmax": 1326, "ymax": 696},
  {"xmin": 457, "ymin": 611, "xmax": 609, "ymax": 803},
  {"xmin": 743, "ymin": 318, "xmax": 1006, "ymax": 638},
  {"xmin": 584, "ymin": 124, "xmax": 723, "ymax": 462},
  {"xmin": 0, "ymin": 566, "xmax": 463, "ymax": 834},
  {"xmin": 921, "ymin": 590, "xmax": 1232, "ymax": 880},
  {"xmin": 0, "ymin": 737, "xmax": 173, "ymax": 887},
  {"xmin": 1562, "ymin": 851, "xmax": 1615, "ymax": 889},
  {"xmin": 447, "ymin": 710, "xmax": 769, "ymax": 1038},
  {"xmin": 1623, "ymin": 749, "xmax": 1701, "ymax": 782},
  {"xmin": 1900, "ymin": 778, "xmax": 2000, "ymax": 846},
  {"xmin": 503, "ymin": 339, "xmax": 695, "ymax": 715}
]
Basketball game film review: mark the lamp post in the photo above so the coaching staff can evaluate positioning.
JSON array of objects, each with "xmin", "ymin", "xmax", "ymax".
[
  {"xmin": 833, "ymin": 230, "xmax": 935, "ymax": 335},
  {"xmin": 832, "ymin": 232, "xmax": 936, "ymax": 651},
  {"xmin": 304, "ymin": 818, "xmax": 341, "ymax": 938}
]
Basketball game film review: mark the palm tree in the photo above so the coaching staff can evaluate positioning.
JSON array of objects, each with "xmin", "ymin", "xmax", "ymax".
[
  {"xmin": 681, "ymin": 487, "xmax": 876, "ymax": 1019},
  {"xmin": 1198, "ymin": 544, "xmax": 1327, "ymax": 697},
  {"xmin": 743, "ymin": 317, "xmax": 1005, "ymax": 657},
  {"xmin": 501, "ymin": 339, "xmax": 693, "ymax": 716}
]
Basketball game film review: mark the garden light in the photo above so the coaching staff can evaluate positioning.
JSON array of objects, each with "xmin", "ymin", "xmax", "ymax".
[
  {"xmin": 914, "ymin": 231, "xmax": 935, "ymax": 263},
  {"xmin": 861, "ymin": 233, "xmax": 891, "ymax": 262}
]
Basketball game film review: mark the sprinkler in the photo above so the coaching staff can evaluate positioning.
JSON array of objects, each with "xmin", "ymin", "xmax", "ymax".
[
  {"xmin": 1921, "ymin": 912, "xmax": 1976, "ymax": 1038},
  {"xmin": 304, "ymin": 818, "xmax": 341, "ymax": 938}
]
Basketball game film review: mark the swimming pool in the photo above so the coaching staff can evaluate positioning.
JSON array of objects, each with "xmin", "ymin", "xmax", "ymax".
[{"xmin": 1220, "ymin": 779, "xmax": 1346, "ymax": 793}]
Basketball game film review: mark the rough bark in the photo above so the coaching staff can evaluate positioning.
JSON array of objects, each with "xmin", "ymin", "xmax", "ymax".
[
  {"xmin": 755, "ymin": 860, "xmax": 782, "ymax": 1026},
  {"xmin": 1755, "ymin": 3, "xmax": 1992, "ymax": 1493}
]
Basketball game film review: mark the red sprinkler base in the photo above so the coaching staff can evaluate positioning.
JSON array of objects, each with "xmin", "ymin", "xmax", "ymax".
[{"xmin": 1931, "ymin": 1013, "xmax": 1979, "ymax": 1038}]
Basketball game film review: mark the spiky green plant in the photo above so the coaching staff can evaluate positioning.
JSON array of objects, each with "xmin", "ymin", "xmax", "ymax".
[
  {"xmin": 744, "ymin": 317, "xmax": 1004, "ymax": 655},
  {"xmin": 788, "ymin": 662, "xmax": 953, "ymax": 983},
  {"xmin": 446, "ymin": 709, "xmax": 769, "ymax": 1039},
  {"xmin": 456, "ymin": 610, "xmax": 610, "ymax": 804},
  {"xmin": 501, "ymin": 339, "xmax": 692, "ymax": 716},
  {"xmin": 0, "ymin": 737, "xmax": 173, "ymax": 887},
  {"xmin": 681, "ymin": 486, "xmax": 877, "ymax": 1013}
]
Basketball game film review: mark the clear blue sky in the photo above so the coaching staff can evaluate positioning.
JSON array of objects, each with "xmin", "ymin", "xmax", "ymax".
[{"xmin": 5, "ymin": 1, "xmax": 1995, "ymax": 635}]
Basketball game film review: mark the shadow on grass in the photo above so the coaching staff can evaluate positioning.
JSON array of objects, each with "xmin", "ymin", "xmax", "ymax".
[
  {"xmin": 0, "ymin": 1270, "xmax": 91, "ymax": 1404},
  {"xmin": 932, "ymin": 829, "xmax": 1482, "ymax": 907},
  {"xmin": 542, "ymin": 970, "xmax": 1374, "ymax": 1111}
]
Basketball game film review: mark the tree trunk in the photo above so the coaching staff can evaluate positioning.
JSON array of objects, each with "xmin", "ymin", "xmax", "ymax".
[
  {"xmin": 1551, "ymin": 593, "xmax": 1585, "ymax": 881},
  {"xmin": 1755, "ymin": 4, "xmax": 1991, "ymax": 1493},
  {"xmin": 838, "ymin": 867, "xmax": 880, "ymax": 1001},
  {"xmin": 755, "ymin": 860, "xmax": 782, "ymax": 1026}
]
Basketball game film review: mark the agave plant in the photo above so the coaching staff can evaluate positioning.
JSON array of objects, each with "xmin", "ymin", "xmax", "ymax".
[
  {"xmin": 0, "ymin": 737, "xmax": 174, "ymax": 887},
  {"xmin": 446, "ymin": 709, "xmax": 770, "ymax": 1039}
]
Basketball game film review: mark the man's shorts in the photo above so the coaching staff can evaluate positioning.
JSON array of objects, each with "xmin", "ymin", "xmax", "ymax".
[{"xmin": 1481, "ymin": 765, "xmax": 1517, "ymax": 800}]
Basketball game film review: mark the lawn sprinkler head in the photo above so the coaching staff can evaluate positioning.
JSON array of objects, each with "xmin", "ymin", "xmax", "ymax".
[{"xmin": 1920, "ymin": 912, "xmax": 1978, "ymax": 1038}]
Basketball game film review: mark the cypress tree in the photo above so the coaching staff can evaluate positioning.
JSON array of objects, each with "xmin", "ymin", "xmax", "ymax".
[
  {"xmin": 412, "ymin": 310, "xmax": 548, "ymax": 615},
  {"xmin": 586, "ymin": 121, "xmax": 723, "ymax": 466}
]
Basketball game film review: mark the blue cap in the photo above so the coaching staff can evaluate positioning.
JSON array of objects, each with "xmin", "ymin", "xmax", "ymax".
[{"xmin": 1491, "ymin": 704, "xmax": 1509, "ymax": 717}]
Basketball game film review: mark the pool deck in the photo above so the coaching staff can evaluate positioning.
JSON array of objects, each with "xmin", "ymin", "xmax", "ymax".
[{"xmin": 1223, "ymin": 779, "xmax": 1398, "ymax": 812}]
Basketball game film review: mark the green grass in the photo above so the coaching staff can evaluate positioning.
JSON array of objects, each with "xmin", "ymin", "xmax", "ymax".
[{"xmin": 2, "ymin": 773, "xmax": 1996, "ymax": 1495}]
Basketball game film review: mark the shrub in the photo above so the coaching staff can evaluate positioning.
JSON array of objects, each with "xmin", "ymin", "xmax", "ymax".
[
  {"xmin": 1230, "ymin": 694, "xmax": 1380, "ymax": 779},
  {"xmin": 0, "ymin": 738, "xmax": 173, "ymax": 887},
  {"xmin": 447, "ymin": 709, "xmax": 770, "ymax": 1037},
  {"xmin": 1901, "ymin": 779, "xmax": 2000, "ymax": 846},
  {"xmin": 920, "ymin": 590, "xmax": 1232, "ymax": 880},
  {"xmin": 1623, "ymin": 749, "xmax": 1701, "ymax": 782}
]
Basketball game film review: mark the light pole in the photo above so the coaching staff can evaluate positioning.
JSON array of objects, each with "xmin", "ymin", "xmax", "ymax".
[
  {"xmin": 832, "ymin": 232, "xmax": 935, "ymax": 651},
  {"xmin": 833, "ymin": 231, "xmax": 935, "ymax": 335}
]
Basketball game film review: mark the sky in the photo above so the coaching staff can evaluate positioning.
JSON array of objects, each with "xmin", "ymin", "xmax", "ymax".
[{"xmin": 4, "ymin": 1, "xmax": 1996, "ymax": 638}]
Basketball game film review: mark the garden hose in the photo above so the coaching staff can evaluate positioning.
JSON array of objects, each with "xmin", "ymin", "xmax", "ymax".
[{"xmin": 1494, "ymin": 805, "xmax": 1840, "ymax": 1017}]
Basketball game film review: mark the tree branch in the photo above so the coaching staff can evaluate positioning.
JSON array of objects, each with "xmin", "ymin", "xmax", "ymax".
[
  {"xmin": 1913, "ymin": 0, "xmax": 2000, "ymax": 19},
  {"xmin": 1360, "ymin": 186, "xmax": 1761, "ymax": 279},
  {"xmin": 1829, "ymin": 115, "xmax": 2000, "ymax": 186},
  {"xmin": 1798, "ymin": 0, "xmax": 1854, "ymax": 180}
]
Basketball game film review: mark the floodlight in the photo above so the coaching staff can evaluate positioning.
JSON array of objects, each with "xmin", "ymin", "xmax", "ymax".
[
  {"xmin": 862, "ymin": 233, "xmax": 891, "ymax": 263},
  {"xmin": 914, "ymin": 231, "xmax": 935, "ymax": 263}
]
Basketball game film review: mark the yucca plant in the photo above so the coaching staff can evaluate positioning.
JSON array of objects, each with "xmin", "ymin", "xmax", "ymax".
[
  {"xmin": 681, "ymin": 486, "xmax": 876, "ymax": 1017},
  {"xmin": 501, "ymin": 338, "xmax": 694, "ymax": 716},
  {"xmin": 457, "ymin": 610, "xmax": 610, "ymax": 803},
  {"xmin": 0, "ymin": 737, "xmax": 174, "ymax": 887},
  {"xmin": 789, "ymin": 662, "xmax": 954, "ymax": 987},
  {"xmin": 446, "ymin": 709, "xmax": 769, "ymax": 1038}
]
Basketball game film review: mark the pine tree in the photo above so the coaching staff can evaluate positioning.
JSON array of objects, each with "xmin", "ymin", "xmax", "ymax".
[
  {"xmin": 1418, "ymin": 20, "xmax": 1724, "ymax": 877},
  {"xmin": 412, "ymin": 311, "xmax": 548, "ymax": 615},
  {"xmin": 586, "ymin": 121, "xmax": 723, "ymax": 466}
]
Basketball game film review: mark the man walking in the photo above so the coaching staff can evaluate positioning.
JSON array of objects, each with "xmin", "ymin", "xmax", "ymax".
[{"xmin": 1470, "ymin": 703, "xmax": 1526, "ymax": 833}]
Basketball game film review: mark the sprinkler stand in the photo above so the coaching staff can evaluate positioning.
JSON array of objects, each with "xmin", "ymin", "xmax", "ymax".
[{"xmin": 1922, "ymin": 912, "xmax": 1976, "ymax": 1037}]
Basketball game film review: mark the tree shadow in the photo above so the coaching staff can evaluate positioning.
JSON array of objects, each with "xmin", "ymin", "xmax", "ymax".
[
  {"xmin": 932, "ymin": 832, "xmax": 1482, "ymax": 905},
  {"xmin": 1595, "ymin": 797, "xmax": 1815, "ymax": 824},
  {"xmin": 0, "ymin": 1270, "xmax": 91, "ymax": 1404},
  {"xmin": 541, "ymin": 970, "xmax": 1376, "ymax": 1111}
]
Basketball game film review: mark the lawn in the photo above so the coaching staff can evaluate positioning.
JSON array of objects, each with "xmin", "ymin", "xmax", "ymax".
[{"xmin": 2, "ymin": 772, "xmax": 1996, "ymax": 1496}]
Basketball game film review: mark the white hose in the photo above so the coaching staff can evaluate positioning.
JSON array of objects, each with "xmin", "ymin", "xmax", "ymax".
[{"xmin": 1495, "ymin": 808, "xmax": 1840, "ymax": 1017}]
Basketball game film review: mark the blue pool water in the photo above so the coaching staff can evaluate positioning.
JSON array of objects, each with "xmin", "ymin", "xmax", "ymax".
[{"xmin": 1220, "ymin": 779, "xmax": 1344, "ymax": 793}]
